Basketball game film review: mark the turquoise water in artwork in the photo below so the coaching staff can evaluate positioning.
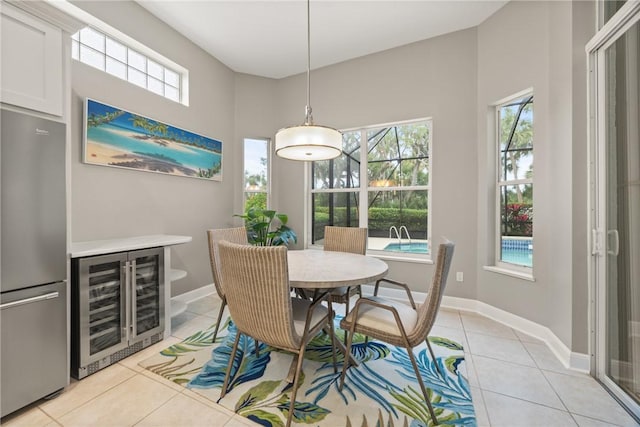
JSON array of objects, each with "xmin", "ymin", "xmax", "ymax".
[
  {"xmin": 384, "ymin": 240, "xmax": 533, "ymax": 267},
  {"xmin": 87, "ymin": 124, "xmax": 220, "ymax": 171}
]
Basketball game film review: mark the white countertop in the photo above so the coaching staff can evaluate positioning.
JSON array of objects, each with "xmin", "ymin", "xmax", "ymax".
[{"xmin": 71, "ymin": 234, "xmax": 192, "ymax": 257}]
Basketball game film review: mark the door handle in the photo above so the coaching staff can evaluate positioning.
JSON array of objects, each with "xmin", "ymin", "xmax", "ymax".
[
  {"xmin": 131, "ymin": 259, "xmax": 137, "ymax": 338},
  {"xmin": 0, "ymin": 292, "xmax": 59, "ymax": 310},
  {"xmin": 607, "ymin": 229, "xmax": 619, "ymax": 256}
]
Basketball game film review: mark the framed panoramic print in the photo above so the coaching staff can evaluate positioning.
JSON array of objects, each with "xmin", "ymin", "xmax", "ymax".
[{"xmin": 83, "ymin": 98, "xmax": 223, "ymax": 181}]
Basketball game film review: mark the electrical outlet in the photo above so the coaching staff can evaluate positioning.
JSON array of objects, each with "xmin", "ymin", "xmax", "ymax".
[{"xmin": 456, "ymin": 272, "xmax": 463, "ymax": 282}]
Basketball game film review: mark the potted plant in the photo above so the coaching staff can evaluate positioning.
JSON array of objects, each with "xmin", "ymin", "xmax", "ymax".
[{"xmin": 235, "ymin": 207, "xmax": 297, "ymax": 247}]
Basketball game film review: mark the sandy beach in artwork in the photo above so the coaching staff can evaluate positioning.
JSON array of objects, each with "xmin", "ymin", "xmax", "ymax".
[
  {"xmin": 104, "ymin": 126, "xmax": 217, "ymax": 154},
  {"xmin": 85, "ymin": 141, "xmax": 198, "ymax": 177}
]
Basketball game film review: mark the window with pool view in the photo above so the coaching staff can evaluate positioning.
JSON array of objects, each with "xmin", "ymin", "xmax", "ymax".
[
  {"xmin": 311, "ymin": 120, "xmax": 431, "ymax": 256},
  {"xmin": 243, "ymin": 138, "xmax": 270, "ymax": 211},
  {"xmin": 497, "ymin": 94, "xmax": 533, "ymax": 269}
]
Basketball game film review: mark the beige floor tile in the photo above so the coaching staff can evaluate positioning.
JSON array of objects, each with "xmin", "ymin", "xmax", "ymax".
[
  {"xmin": 434, "ymin": 309, "xmax": 464, "ymax": 329},
  {"xmin": 470, "ymin": 386, "xmax": 491, "ymax": 427},
  {"xmin": 572, "ymin": 413, "xmax": 633, "ymax": 427},
  {"xmin": 466, "ymin": 332, "xmax": 536, "ymax": 367},
  {"xmin": 523, "ymin": 341, "xmax": 586, "ymax": 378},
  {"xmin": 58, "ymin": 374, "xmax": 178, "ymax": 426},
  {"xmin": 514, "ymin": 329, "xmax": 544, "ymax": 344},
  {"xmin": 171, "ymin": 314, "xmax": 218, "ymax": 340},
  {"xmin": 430, "ymin": 324, "xmax": 466, "ymax": 347},
  {"xmin": 135, "ymin": 393, "xmax": 232, "ymax": 426},
  {"xmin": 181, "ymin": 389, "xmax": 236, "ymax": 418},
  {"xmin": 186, "ymin": 295, "xmax": 222, "ymax": 317},
  {"xmin": 464, "ymin": 354, "xmax": 480, "ymax": 388},
  {"xmin": 461, "ymin": 313, "xmax": 519, "ymax": 340},
  {"xmin": 119, "ymin": 336, "xmax": 182, "ymax": 372},
  {"xmin": 171, "ymin": 311, "xmax": 200, "ymax": 332},
  {"xmin": 544, "ymin": 371, "xmax": 639, "ymax": 427},
  {"xmin": 39, "ymin": 363, "xmax": 136, "ymax": 419},
  {"xmin": 483, "ymin": 390, "xmax": 577, "ymax": 427},
  {"xmin": 1, "ymin": 407, "xmax": 54, "ymax": 427},
  {"xmin": 473, "ymin": 355, "xmax": 565, "ymax": 409}
]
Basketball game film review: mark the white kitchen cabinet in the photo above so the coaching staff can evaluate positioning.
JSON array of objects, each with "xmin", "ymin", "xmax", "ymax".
[{"xmin": 0, "ymin": 2, "xmax": 64, "ymax": 116}]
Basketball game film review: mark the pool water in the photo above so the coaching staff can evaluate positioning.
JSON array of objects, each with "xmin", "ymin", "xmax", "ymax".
[
  {"xmin": 383, "ymin": 242, "xmax": 428, "ymax": 253},
  {"xmin": 383, "ymin": 241, "xmax": 533, "ymax": 267}
]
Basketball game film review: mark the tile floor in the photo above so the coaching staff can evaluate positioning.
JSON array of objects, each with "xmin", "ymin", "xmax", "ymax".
[{"xmin": 2, "ymin": 294, "xmax": 639, "ymax": 427}]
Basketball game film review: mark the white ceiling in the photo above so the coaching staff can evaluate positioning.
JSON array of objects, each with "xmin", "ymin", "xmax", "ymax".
[{"xmin": 136, "ymin": 1, "xmax": 508, "ymax": 79}]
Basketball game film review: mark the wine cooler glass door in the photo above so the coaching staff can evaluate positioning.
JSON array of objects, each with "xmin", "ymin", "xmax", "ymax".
[
  {"xmin": 78, "ymin": 252, "xmax": 128, "ymax": 366},
  {"xmin": 130, "ymin": 247, "xmax": 165, "ymax": 341}
]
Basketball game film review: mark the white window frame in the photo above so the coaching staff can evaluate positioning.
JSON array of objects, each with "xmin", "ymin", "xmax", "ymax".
[
  {"xmin": 63, "ymin": 2, "xmax": 189, "ymax": 106},
  {"xmin": 243, "ymin": 137, "xmax": 271, "ymax": 210},
  {"xmin": 494, "ymin": 90, "xmax": 534, "ymax": 275},
  {"xmin": 308, "ymin": 118, "xmax": 433, "ymax": 262}
]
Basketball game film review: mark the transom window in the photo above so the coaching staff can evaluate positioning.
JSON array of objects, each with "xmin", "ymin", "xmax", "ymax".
[
  {"xmin": 496, "ymin": 93, "xmax": 534, "ymax": 269},
  {"xmin": 310, "ymin": 119, "xmax": 432, "ymax": 257},
  {"xmin": 72, "ymin": 27, "xmax": 186, "ymax": 104}
]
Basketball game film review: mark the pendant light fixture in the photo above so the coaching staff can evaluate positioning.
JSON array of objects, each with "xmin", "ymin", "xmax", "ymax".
[{"xmin": 275, "ymin": 0, "xmax": 342, "ymax": 161}]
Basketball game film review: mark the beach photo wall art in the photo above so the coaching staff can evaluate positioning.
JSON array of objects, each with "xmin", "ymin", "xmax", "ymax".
[{"xmin": 83, "ymin": 98, "xmax": 223, "ymax": 181}]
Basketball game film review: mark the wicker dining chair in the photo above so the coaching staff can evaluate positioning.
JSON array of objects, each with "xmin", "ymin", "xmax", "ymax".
[
  {"xmin": 339, "ymin": 240, "xmax": 455, "ymax": 426},
  {"xmin": 323, "ymin": 226, "xmax": 368, "ymax": 317},
  {"xmin": 206, "ymin": 226, "xmax": 248, "ymax": 342},
  {"xmin": 218, "ymin": 240, "xmax": 338, "ymax": 427}
]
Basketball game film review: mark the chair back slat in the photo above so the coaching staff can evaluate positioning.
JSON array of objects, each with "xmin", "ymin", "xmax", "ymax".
[
  {"xmin": 411, "ymin": 241, "xmax": 455, "ymax": 344},
  {"xmin": 218, "ymin": 241, "xmax": 299, "ymax": 350},
  {"xmin": 324, "ymin": 226, "xmax": 367, "ymax": 255},
  {"xmin": 207, "ymin": 227, "xmax": 248, "ymax": 298}
]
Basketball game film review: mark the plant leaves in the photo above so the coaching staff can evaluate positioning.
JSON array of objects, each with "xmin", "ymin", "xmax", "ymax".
[
  {"xmin": 244, "ymin": 409, "xmax": 285, "ymax": 427},
  {"xmin": 443, "ymin": 355, "xmax": 463, "ymax": 376},
  {"xmin": 428, "ymin": 336, "xmax": 463, "ymax": 351},
  {"xmin": 235, "ymin": 380, "xmax": 282, "ymax": 412},
  {"xmin": 278, "ymin": 400, "xmax": 331, "ymax": 423}
]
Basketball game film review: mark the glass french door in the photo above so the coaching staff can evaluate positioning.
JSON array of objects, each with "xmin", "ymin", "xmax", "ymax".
[{"xmin": 590, "ymin": 2, "xmax": 640, "ymax": 420}]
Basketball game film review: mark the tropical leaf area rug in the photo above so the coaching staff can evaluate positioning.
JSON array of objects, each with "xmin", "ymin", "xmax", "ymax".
[{"xmin": 140, "ymin": 316, "xmax": 476, "ymax": 427}]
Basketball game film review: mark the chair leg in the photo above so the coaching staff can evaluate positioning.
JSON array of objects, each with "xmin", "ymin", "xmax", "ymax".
[
  {"xmin": 339, "ymin": 321, "xmax": 357, "ymax": 390},
  {"xmin": 343, "ymin": 294, "xmax": 350, "ymax": 346},
  {"xmin": 220, "ymin": 331, "xmax": 241, "ymax": 399},
  {"xmin": 212, "ymin": 298, "xmax": 227, "ymax": 343},
  {"xmin": 327, "ymin": 302, "xmax": 337, "ymax": 373},
  {"xmin": 426, "ymin": 339, "xmax": 443, "ymax": 377},
  {"xmin": 286, "ymin": 347, "xmax": 307, "ymax": 427},
  {"xmin": 406, "ymin": 347, "xmax": 439, "ymax": 425}
]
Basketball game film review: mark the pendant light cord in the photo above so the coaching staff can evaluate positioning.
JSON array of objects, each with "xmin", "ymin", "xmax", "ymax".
[{"xmin": 305, "ymin": 0, "xmax": 313, "ymax": 125}]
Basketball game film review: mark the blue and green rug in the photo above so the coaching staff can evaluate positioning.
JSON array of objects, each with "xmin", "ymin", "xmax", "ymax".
[{"xmin": 140, "ymin": 316, "xmax": 476, "ymax": 426}]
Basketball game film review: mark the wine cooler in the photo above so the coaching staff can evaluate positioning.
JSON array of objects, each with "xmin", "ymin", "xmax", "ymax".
[{"xmin": 71, "ymin": 248, "xmax": 165, "ymax": 379}]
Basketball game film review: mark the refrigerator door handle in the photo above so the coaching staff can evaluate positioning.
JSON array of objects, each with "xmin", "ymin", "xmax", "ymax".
[{"xmin": 0, "ymin": 292, "xmax": 60, "ymax": 310}]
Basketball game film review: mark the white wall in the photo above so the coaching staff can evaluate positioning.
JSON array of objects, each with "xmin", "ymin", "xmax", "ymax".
[{"xmin": 70, "ymin": 1, "xmax": 236, "ymax": 296}]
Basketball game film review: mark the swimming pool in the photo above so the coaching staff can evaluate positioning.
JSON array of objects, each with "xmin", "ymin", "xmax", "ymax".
[{"xmin": 383, "ymin": 240, "xmax": 533, "ymax": 267}]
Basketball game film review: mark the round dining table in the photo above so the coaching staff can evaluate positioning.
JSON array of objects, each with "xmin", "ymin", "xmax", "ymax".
[{"xmin": 287, "ymin": 249, "xmax": 389, "ymax": 290}]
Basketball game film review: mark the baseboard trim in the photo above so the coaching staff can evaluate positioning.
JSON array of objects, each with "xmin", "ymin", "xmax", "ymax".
[
  {"xmin": 172, "ymin": 284, "xmax": 216, "ymax": 305},
  {"xmin": 361, "ymin": 284, "xmax": 590, "ymax": 373}
]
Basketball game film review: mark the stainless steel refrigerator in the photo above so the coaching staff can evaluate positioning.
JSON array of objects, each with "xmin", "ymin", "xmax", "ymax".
[{"xmin": 1, "ymin": 109, "xmax": 68, "ymax": 418}]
